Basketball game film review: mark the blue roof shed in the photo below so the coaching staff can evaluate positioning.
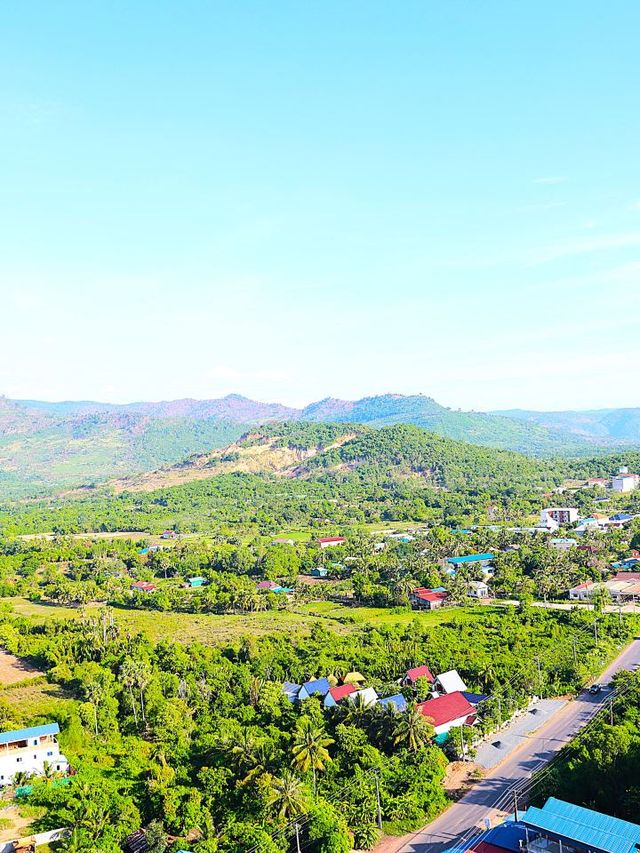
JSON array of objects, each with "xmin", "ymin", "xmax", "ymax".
[
  {"xmin": 520, "ymin": 797, "xmax": 640, "ymax": 853},
  {"xmin": 447, "ymin": 553, "xmax": 494, "ymax": 565}
]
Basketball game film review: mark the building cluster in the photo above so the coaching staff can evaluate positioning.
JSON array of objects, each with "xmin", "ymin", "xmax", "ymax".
[
  {"xmin": 539, "ymin": 506, "xmax": 635, "ymax": 534},
  {"xmin": 569, "ymin": 571, "xmax": 640, "ymax": 603},
  {"xmin": 282, "ymin": 665, "xmax": 486, "ymax": 742},
  {"xmin": 0, "ymin": 724, "xmax": 68, "ymax": 788},
  {"xmin": 467, "ymin": 797, "xmax": 640, "ymax": 853}
]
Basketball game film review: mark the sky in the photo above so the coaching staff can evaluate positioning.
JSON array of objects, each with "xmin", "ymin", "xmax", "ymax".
[{"xmin": 1, "ymin": 1, "xmax": 639, "ymax": 412}]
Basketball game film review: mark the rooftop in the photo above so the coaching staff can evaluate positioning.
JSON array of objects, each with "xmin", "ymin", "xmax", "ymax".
[
  {"xmin": 447, "ymin": 553, "xmax": 494, "ymax": 565},
  {"xmin": 418, "ymin": 691, "xmax": 475, "ymax": 728},
  {"xmin": 0, "ymin": 723, "xmax": 60, "ymax": 745},
  {"xmin": 521, "ymin": 797, "xmax": 640, "ymax": 853}
]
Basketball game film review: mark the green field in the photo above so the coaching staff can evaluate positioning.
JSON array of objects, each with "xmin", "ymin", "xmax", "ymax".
[{"xmin": 2, "ymin": 597, "xmax": 496, "ymax": 645}]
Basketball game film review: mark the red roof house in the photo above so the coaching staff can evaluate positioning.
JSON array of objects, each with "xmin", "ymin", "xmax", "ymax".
[
  {"xmin": 323, "ymin": 683, "xmax": 357, "ymax": 707},
  {"xmin": 417, "ymin": 691, "xmax": 475, "ymax": 734},
  {"xmin": 318, "ymin": 536, "xmax": 346, "ymax": 548},
  {"xmin": 410, "ymin": 587, "xmax": 448, "ymax": 610},
  {"xmin": 132, "ymin": 581, "xmax": 156, "ymax": 593},
  {"xmin": 405, "ymin": 665, "xmax": 435, "ymax": 685}
]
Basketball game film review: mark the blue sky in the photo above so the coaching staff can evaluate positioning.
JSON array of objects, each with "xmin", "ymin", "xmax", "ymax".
[{"xmin": 1, "ymin": 1, "xmax": 639, "ymax": 411}]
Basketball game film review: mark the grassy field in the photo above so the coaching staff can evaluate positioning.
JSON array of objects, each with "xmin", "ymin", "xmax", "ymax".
[
  {"xmin": 1, "ymin": 597, "xmax": 493, "ymax": 646},
  {"xmin": 2, "ymin": 598, "xmax": 352, "ymax": 644}
]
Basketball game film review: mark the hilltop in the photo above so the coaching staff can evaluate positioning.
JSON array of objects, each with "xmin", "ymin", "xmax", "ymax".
[{"xmin": 1, "ymin": 392, "xmax": 636, "ymax": 498}]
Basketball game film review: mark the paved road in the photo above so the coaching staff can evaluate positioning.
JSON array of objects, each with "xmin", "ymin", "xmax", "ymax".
[{"xmin": 393, "ymin": 637, "xmax": 640, "ymax": 853}]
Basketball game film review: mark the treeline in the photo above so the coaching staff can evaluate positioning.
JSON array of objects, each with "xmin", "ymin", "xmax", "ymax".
[{"xmin": 0, "ymin": 605, "xmax": 634, "ymax": 852}]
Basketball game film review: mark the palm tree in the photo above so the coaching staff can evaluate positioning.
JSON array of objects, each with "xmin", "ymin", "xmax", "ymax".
[
  {"xmin": 266, "ymin": 770, "xmax": 307, "ymax": 821},
  {"xmin": 291, "ymin": 718, "xmax": 334, "ymax": 794},
  {"xmin": 393, "ymin": 703, "xmax": 434, "ymax": 752}
]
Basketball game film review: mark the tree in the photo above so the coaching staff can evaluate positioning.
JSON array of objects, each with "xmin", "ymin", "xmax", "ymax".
[
  {"xmin": 393, "ymin": 704, "xmax": 434, "ymax": 752},
  {"xmin": 265, "ymin": 770, "xmax": 307, "ymax": 821},
  {"xmin": 291, "ymin": 718, "xmax": 334, "ymax": 794}
]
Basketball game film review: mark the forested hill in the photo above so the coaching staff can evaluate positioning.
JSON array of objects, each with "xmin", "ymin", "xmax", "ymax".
[
  {"xmin": 2, "ymin": 393, "xmax": 637, "ymax": 498},
  {"xmin": 105, "ymin": 421, "xmax": 561, "ymax": 496}
]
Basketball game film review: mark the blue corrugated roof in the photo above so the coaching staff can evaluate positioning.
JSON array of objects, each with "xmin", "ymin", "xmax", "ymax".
[
  {"xmin": 484, "ymin": 819, "xmax": 528, "ymax": 852},
  {"xmin": 378, "ymin": 694, "xmax": 407, "ymax": 712},
  {"xmin": 522, "ymin": 797, "xmax": 640, "ymax": 853},
  {"xmin": 0, "ymin": 723, "xmax": 60, "ymax": 745},
  {"xmin": 448, "ymin": 553, "xmax": 494, "ymax": 565},
  {"xmin": 302, "ymin": 677, "xmax": 331, "ymax": 696}
]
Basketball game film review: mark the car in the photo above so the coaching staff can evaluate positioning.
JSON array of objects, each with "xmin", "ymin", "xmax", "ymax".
[{"xmin": 589, "ymin": 683, "xmax": 602, "ymax": 695}]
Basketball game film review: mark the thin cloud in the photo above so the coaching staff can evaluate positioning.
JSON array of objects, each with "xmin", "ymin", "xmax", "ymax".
[
  {"xmin": 529, "ymin": 231, "xmax": 640, "ymax": 264},
  {"xmin": 629, "ymin": 200, "xmax": 640, "ymax": 210}
]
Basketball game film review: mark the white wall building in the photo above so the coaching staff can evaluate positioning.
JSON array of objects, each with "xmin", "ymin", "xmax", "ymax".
[
  {"xmin": 468, "ymin": 580, "xmax": 489, "ymax": 598},
  {"xmin": 0, "ymin": 723, "xmax": 68, "ymax": 787},
  {"xmin": 539, "ymin": 508, "xmax": 579, "ymax": 528},
  {"xmin": 612, "ymin": 470, "xmax": 639, "ymax": 492}
]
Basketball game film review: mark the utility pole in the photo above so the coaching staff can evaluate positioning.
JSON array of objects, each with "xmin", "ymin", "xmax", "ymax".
[
  {"xmin": 497, "ymin": 695, "xmax": 502, "ymax": 725},
  {"xmin": 373, "ymin": 769, "xmax": 383, "ymax": 829},
  {"xmin": 572, "ymin": 637, "xmax": 578, "ymax": 667},
  {"xmin": 295, "ymin": 823, "xmax": 301, "ymax": 853},
  {"xmin": 610, "ymin": 701, "xmax": 614, "ymax": 726},
  {"xmin": 594, "ymin": 619, "xmax": 599, "ymax": 647},
  {"xmin": 535, "ymin": 657, "xmax": 543, "ymax": 696},
  {"xmin": 514, "ymin": 790, "xmax": 520, "ymax": 822}
]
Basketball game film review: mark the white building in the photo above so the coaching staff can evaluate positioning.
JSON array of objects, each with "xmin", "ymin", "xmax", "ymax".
[
  {"xmin": 539, "ymin": 508, "xmax": 579, "ymax": 528},
  {"xmin": 347, "ymin": 687, "xmax": 378, "ymax": 708},
  {"xmin": 468, "ymin": 580, "xmax": 489, "ymax": 599},
  {"xmin": 550, "ymin": 538, "xmax": 578, "ymax": 551},
  {"xmin": 0, "ymin": 723, "xmax": 68, "ymax": 787},
  {"xmin": 435, "ymin": 669, "xmax": 468, "ymax": 694},
  {"xmin": 612, "ymin": 468, "xmax": 639, "ymax": 492}
]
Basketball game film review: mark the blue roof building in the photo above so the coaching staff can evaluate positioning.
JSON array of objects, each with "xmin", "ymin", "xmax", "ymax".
[
  {"xmin": 519, "ymin": 797, "xmax": 640, "ymax": 853},
  {"xmin": 377, "ymin": 694, "xmax": 407, "ymax": 713},
  {"xmin": 447, "ymin": 553, "xmax": 494, "ymax": 566},
  {"xmin": 0, "ymin": 723, "xmax": 60, "ymax": 745},
  {"xmin": 299, "ymin": 677, "xmax": 331, "ymax": 701},
  {"xmin": 461, "ymin": 691, "xmax": 487, "ymax": 706},
  {"xmin": 282, "ymin": 682, "xmax": 301, "ymax": 703}
]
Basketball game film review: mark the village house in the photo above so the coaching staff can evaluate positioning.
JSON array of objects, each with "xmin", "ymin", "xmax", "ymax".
[
  {"xmin": 417, "ymin": 691, "xmax": 476, "ymax": 736},
  {"xmin": 347, "ymin": 687, "xmax": 378, "ymax": 708},
  {"xmin": 539, "ymin": 507, "xmax": 579, "ymax": 528},
  {"xmin": 377, "ymin": 694, "xmax": 407, "ymax": 713},
  {"xmin": 403, "ymin": 665, "xmax": 434, "ymax": 687},
  {"xmin": 446, "ymin": 553, "xmax": 494, "ymax": 573},
  {"xmin": 467, "ymin": 580, "xmax": 489, "ymax": 599},
  {"xmin": 323, "ymin": 684, "xmax": 357, "ymax": 707},
  {"xmin": 160, "ymin": 530, "xmax": 177, "ymax": 539},
  {"xmin": 317, "ymin": 536, "xmax": 346, "ymax": 548},
  {"xmin": 612, "ymin": 466, "xmax": 639, "ymax": 492},
  {"xmin": 410, "ymin": 587, "xmax": 448, "ymax": 610},
  {"xmin": 298, "ymin": 677, "xmax": 332, "ymax": 701},
  {"xmin": 550, "ymin": 538, "xmax": 577, "ymax": 551},
  {"xmin": 434, "ymin": 669, "xmax": 468, "ymax": 695},
  {"xmin": 0, "ymin": 724, "xmax": 69, "ymax": 787},
  {"xmin": 131, "ymin": 580, "xmax": 156, "ymax": 593}
]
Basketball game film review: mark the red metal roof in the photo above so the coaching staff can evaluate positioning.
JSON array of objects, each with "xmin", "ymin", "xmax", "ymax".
[
  {"xmin": 406, "ymin": 665, "xmax": 434, "ymax": 683},
  {"xmin": 418, "ymin": 691, "xmax": 475, "ymax": 728},
  {"xmin": 468, "ymin": 843, "xmax": 512, "ymax": 853},
  {"xmin": 132, "ymin": 581, "xmax": 156, "ymax": 591},
  {"xmin": 328, "ymin": 684, "xmax": 357, "ymax": 702},
  {"xmin": 413, "ymin": 589, "xmax": 448, "ymax": 602},
  {"xmin": 614, "ymin": 572, "xmax": 640, "ymax": 581},
  {"xmin": 318, "ymin": 536, "xmax": 345, "ymax": 543}
]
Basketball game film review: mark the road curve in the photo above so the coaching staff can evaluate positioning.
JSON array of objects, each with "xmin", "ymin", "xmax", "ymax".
[{"xmin": 393, "ymin": 637, "xmax": 640, "ymax": 853}]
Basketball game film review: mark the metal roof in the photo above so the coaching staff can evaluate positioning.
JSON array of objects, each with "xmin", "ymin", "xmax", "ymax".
[
  {"xmin": 448, "ymin": 553, "xmax": 494, "ymax": 564},
  {"xmin": 0, "ymin": 723, "xmax": 60, "ymax": 745},
  {"xmin": 521, "ymin": 797, "xmax": 640, "ymax": 853}
]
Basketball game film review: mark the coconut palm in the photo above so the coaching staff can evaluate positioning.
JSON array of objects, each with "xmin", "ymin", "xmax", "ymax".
[
  {"xmin": 266, "ymin": 770, "xmax": 307, "ymax": 820},
  {"xmin": 393, "ymin": 703, "xmax": 434, "ymax": 752},
  {"xmin": 291, "ymin": 718, "xmax": 334, "ymax": 794}
]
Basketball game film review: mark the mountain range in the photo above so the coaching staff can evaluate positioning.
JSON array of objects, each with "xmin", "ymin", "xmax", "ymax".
[{"xmin": 1, "ymin": 393, "xmax": 638, "ymax": 499}]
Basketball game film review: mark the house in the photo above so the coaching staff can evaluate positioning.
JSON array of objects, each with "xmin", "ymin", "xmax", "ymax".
[
  {"xmin": 518, "ymin": 797, "xmax": 640, "ymax": 853},
  {"xmin": 309, "ymin": 567, "xmax": 328, "ymax": 578},
  {"xmin": 257, "ymin": 580, "xmax": 280, "ymax": 590},
  {"xmin": 417, "ymin": 691, "xmax": 476, "ymax": 736},
  {"xmin": 609, "ymin": 512, "xmax": 634, "ymax": 526},
  {"xmin": 0, "ymin": 724, "xmax": 68, "ymax": 787},
  {"xmin": 410, "ymin": 588, "xmax": 448, "ymax": 610},
  {"xmin": 461, "ymin": 691, "xmax": 487, "ymax": 707},
  {"xmin": 612, "ymin": 467, "xmax": 639, "ymax": 492},
  {"xmin": 377, "ymin": 694, "xmax": 407, "ymax": 713},
  {"xmin": 404, "ymin": 665, "xmax": 434, "ymax": 686},
  {"xmin": 131, "ymin": 581, "xmax": 156, "ymax": 593},
  {"xmin": 298, "ymin": 677, "xmax": 332, "ymax": 701},
  {"xmin": 568, "ymin": 580, "xmax": 595, "ymax": 601},
  {"xmin": 550, "ymin": 538, "xmax": 577, "ymax": 551},
  {"xmin": 468, "ymin": 580, "xmax": 489, "ymax": 599},
  {"xmin": 342, "ymin": 671, "xmax": 366, "ymax": 685},
  {"xmin": 539, "ymin": 508, "xmax": 579, "ymax": 527},
  {"xmin": 435, "ymin": 669, "xmax": 468, "ymax": 694},
  {"xmin": 347, "ymin": 687, "xmax": 378, "ymax": 708},
  {"xmin": 324, "ymin": 684, "xmax": 357, "ymax": 707},
  {"xmin": 160, "ymin": 530, "xmax": 177, "ymax": 539},
  {"xmin": 585, "ymin": 477, "xmax": 609, "ymax": 488},
  {"xmin": 447, "ymin": 553, "xmax": 494, "ymax": 569},
  {"xmin": 575, "ymin": 516, "xmax": 608, "ymax": 534},
  {"xmin": 282, "ymin": 682, "xmax": 301, "ymax": 703},
  {"xmin": 318, "ymin": 536, "xmax": 346, "ymax": 548},
  {"xmin": 187, "ymin": 577, "xmax": 206, "ymax": 588}
]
